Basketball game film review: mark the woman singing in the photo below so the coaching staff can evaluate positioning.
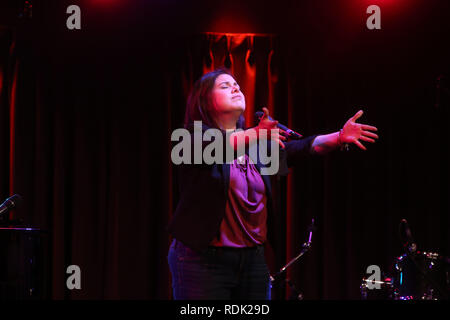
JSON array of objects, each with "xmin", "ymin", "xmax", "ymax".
[{"xmin": 168, "ymin": 68, "xmax": 378, "ymax": 300}]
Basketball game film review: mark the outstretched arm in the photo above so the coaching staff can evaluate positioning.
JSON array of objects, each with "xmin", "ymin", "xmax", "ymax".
[{"xmin": 311, "ymin": 110, "xmax": 379, "ymax": 155}]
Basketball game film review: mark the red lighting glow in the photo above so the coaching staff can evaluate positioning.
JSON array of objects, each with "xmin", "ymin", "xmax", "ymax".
[
  {"xmin": 90, "ymin": 0, "xmax": 121, "ymax": 4},
  {"xmin": 8, "ymin": 62, "xmax": 18, "ymax": 220},
  {"xmin": 88, "ymin": 0, "xmax": 123, "ymax": 8},
  {"xmin": 361, "ymin": 0, "xmax": 408, "ymax": 10}
]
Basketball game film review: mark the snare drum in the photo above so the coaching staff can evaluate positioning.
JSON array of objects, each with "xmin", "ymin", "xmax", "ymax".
[{"xmin": 360, "ymin": 276, "xmax": 395, "ymax": 300}]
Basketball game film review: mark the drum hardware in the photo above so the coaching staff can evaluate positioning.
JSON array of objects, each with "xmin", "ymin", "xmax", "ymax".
[
  {"xmin": 360, "ymin": 276, "xmax": 396, "ymax": 300},
  {"xmin": 394, "ymin": 250, "xmax": 449, "ymax": 300},
  {"xmin": 360, "ymin": 219, "xmax": 450, "ymax": 300},
  {"xmin": 396, "ymin": 219, "xmax": 449, "ymax": 300},
  {"xmin": 270, "ymin": 218, "xmax": 315, "ymax": 300}
]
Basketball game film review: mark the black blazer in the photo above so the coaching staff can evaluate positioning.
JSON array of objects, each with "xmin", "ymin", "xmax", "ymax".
[{"xmin": 168, "ymin": 124, "xmax": 317, "ymax": 252}]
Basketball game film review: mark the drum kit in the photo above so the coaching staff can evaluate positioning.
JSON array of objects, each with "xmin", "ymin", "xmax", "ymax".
[
  {"xmin": 360, "ymin": 219, "xmax": 450, "ymax": 300},
  {"xmin": 361, "ymin": 251, "xmax": 450, "ymax": 300},
  {"xmin": 270, "ymin": 218, "xmax": 449, "ymax": 300}
]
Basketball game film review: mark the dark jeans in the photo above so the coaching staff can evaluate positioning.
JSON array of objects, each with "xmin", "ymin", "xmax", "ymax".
[{"xmin": 168, "ymin": 239, "xmax": 271, "ymax": 300}]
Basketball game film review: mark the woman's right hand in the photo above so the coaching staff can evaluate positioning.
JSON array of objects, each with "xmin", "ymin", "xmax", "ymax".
[{"xmin": 256, "ymin": 107, "xmax": 287, "ymax": 149}]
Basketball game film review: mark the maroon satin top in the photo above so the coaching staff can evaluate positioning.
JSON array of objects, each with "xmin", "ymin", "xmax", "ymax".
[{"xmin": 210, "ymin": 154, "xmax": 267, "ymax": 247}]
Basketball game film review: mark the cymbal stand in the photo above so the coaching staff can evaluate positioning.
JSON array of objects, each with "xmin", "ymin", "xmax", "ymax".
[{"xmin": 270, "ymin": 218, "xmax": 315, "ymax": 300}]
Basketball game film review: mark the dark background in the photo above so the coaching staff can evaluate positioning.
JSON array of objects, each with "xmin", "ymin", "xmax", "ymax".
[{"xmin": 0, "ymin": 0, "xmax": 449, "ymax": 299}]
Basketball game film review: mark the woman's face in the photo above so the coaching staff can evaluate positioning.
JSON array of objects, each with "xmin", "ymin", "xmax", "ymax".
[{"xmin": 211, "ymin": 74, "xmax": 246, "ymax": 116}]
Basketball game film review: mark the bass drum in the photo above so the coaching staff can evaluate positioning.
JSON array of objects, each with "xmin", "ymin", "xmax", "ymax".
[{"xmin": 393, "ymin": 251, "xmax": 450, "ymax": 300}]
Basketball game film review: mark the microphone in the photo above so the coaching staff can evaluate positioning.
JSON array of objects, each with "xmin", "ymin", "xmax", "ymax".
[
  {"xmin": 254, "ymin": 111, "xmax": 303, "ymax": 140},
  {"xmin": 399, "ymin": 219, "xmax": 417, "ymax": 254},
  {"xmin": 0, "ymin": 194, "xmax": 23, "ymax": 216}
]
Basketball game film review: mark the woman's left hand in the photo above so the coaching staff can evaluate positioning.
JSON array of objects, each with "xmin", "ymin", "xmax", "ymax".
[{"xmin": 341, "ymin": 110, "xmax": 379, "ymax": 150}]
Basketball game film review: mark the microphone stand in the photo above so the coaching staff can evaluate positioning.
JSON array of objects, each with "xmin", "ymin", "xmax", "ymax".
[{"xmin": 270, "ymin": 218, "xmax": 315, "ymax": 300}]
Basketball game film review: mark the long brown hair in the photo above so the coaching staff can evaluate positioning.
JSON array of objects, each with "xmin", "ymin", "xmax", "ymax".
[{"xmin": 184, "ymin": 68, "xmax": 245, "ymax": 130}]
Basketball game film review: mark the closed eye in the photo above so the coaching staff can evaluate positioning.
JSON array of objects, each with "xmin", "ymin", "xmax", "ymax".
[{"xmin": 218, "ymin": 81, "xmax": 240, "ymax": 91}]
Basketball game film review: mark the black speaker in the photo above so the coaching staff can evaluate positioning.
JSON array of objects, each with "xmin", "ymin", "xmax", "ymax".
[{"xmin": 0, "ymin": 228, "xmax": 49, "ymax": 300}]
